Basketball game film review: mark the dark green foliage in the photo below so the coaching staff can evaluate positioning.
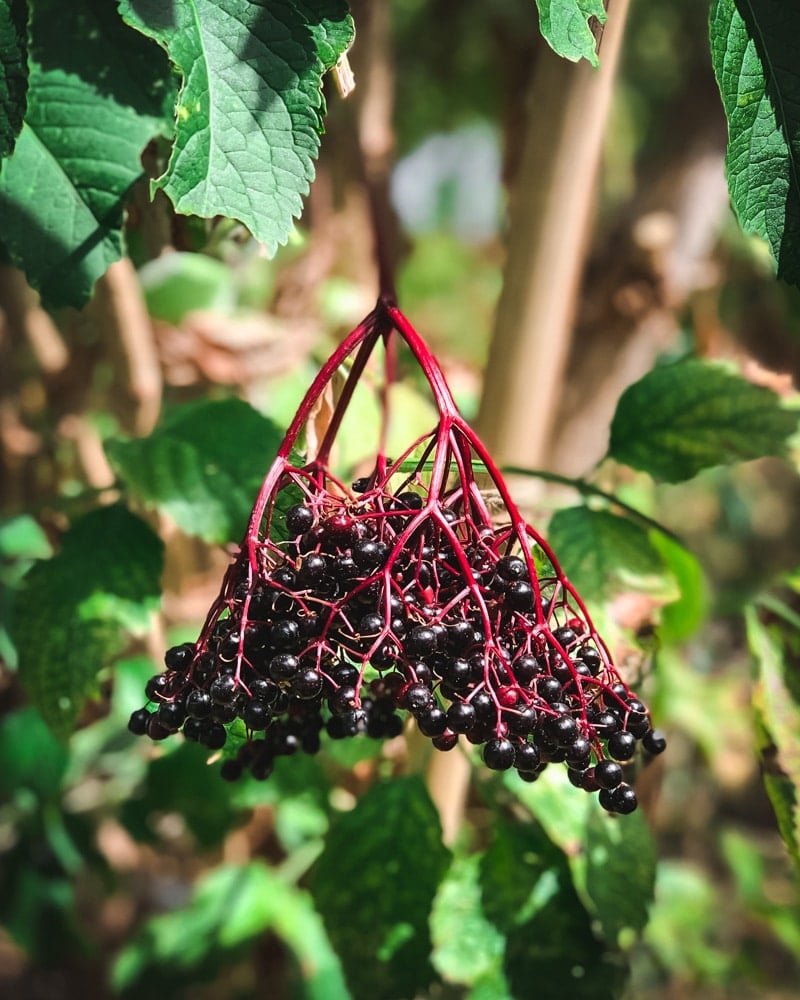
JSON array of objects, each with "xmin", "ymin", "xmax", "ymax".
[
  {"xmin": 11, "ymin": 505, "xmax": 163, "ymax": 737},
  {"xmin": 311, "ymin": 777, "xmax": 451, "ymax": 1000},
  {"xmin": 0, "ymin": 0, "xmax": 27, "ymax": 159}
]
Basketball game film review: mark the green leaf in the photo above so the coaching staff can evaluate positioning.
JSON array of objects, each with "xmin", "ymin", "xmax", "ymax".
[
  {"xmin": 106, "ymin": 398, "xmax": 284, "ymax": 544},
  {"xmin": 710, "ymin": 1, "xmax": 800, "ymax": 285},
  {"xmin": 584, "ymin": 807, "xmax": 657, "ymax": 944},
  {"xmin": 0, "ymin": 0, "xmax": 27, "ymax": 160},
  {"xmin": 746, "ymin": 605, "xmax": 800, "ymax": 873},
  {"xmin": 430, "ymin": 853, "xmax": 506, "ymax": 988},
  {"xmin": 0, "ymin": 0, "xmax": 173, "ymax": 307},
  {"xmin": 534, "ymin": 0, "xmax": 606, "ymax": 67},
  {"xmin": 0, "ymin": 706, "xmax": 69, "ymax": 801},
  {"xmin": 113, "ymin": 861, "xmax": 349, "ymax": 999},
  {"xmin": 651, "ymin": 532, "xmax": 709, "ymax": 643},
  {"xmin": 311, "ymin": 776, "xmax": 450, "ymax": 1000},
  {"xmin": 480, "ymin": 815, "xmax": 623, "ymax": 1000},
  {"xmin": 10, "ymin": 505, "xmax": 163, "ymax": 738},
  {"xmin": 547, "ymin": 506, "xmax": 671, "ymax": 601},
  {"xmin": 138, "ymin": 251, "xmax": 236, "ymax": 324},
  {"xmin": 120, "ymin": 0, "xmax": 354, "ymax": 253},
  {"xmin": 609, "ymin": 359, "xmax": 798, "ymax": 482}
]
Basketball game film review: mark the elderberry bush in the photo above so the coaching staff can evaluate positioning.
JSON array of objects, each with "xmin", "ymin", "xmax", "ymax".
[{"xmin": 130, "ymin": 301, "xmax": 665, "ymax": 813}]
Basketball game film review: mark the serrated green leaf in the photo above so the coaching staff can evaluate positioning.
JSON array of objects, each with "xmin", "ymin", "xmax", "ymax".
[
  {"xmin": 535, "ymin": 0, "xmax": 606, "ymax": 67},
  {"xmin": 106, "ymin": 398, "xmax": 284, "ymax": 544},
  {"xmin": 0, "ymin": 0, "xmax": 27, "ymax": 160},
  {"xmin": 311, "ymin": 776, "xmax": 450, "ymax": 1000},
  {"xmin": 746, "ymin": 606, "xmax": 800, "ymax": 873},
  {"xmin": 710, "ymin": 1, "xmax": 800, "ymax": 285},
  {"xmin": 10, "ymin": 505, "xmax": 163, "ymax": 738},
  {"xmin": 584, "ymin": 807, "xmax": 656, "ymax": 944},
  {"xmin": 430, "ymin": 853, "xmax": 506, "ymax": 988},
  {"xmin": 609, "ymin": 359, "xmax": 798, "ymax": 482},
  {"xmin": 0, "ymin": 0, "xmax": 173, "ymax": 307},
  {"xmin": 113, "ymin": 861, "xmax": 349, "ymax": 999},
  {"xmin": 547, "ymin": 505, "xmax": 671, "ymax": 601},
  {"xmin": 480, "ymin": 815, "xmax": 623, "ymax": 1000},
  {"xmin": 120, "ymin": 0, "xmax": 354, "ymax": 253}
]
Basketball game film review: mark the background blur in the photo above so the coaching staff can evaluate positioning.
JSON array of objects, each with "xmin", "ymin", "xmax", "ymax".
[{"xmin": 2, "ymin": 1, "xmax": 800, "ymax": 997}]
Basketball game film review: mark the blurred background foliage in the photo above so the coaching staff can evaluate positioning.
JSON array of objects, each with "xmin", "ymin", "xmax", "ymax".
[{"xmin": 2, "ymin": 0, "xmax": 800, "ymax": 998}]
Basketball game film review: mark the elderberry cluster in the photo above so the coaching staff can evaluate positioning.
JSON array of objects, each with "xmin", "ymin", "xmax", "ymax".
[{"xmin": 130, "ymin": 478, "xmax": 665, "ymax": 812}]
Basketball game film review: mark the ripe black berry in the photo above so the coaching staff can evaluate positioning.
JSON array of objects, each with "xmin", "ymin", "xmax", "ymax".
[
  {"xmin": 243, "ymin": 700, "xmax": 271, "ymax": 730},
  {"xmin": 164, "ymin": 643, "xmax": 195, "ymax": 671},
  {"xmin": 484, "ymin": 738, "xmax": 516, "ymax": 770},
  {"xmin": 642, "ymin": 729, "xmax": 667, "ymax": 755},
  {"xmin": 186, "ymin": 689, "xmax": 214, "ymax": 719},
  {"xmin": 607, "ymin": 731, "xmax": 637, "ymax": 761},
  {"xmin": 285, "ymin": 504, "xmax": 315, "ymax": 535},
  {"xmin": 128, "ymin": 708, "xmax": 150, "ymax": 735},
  {"xmin": 446, "ymin": 701, "xmax": 476, "ymax": 733},
  {"xmin": 594, "ymin": 759, "xmax": 624, "ymax": 790}
]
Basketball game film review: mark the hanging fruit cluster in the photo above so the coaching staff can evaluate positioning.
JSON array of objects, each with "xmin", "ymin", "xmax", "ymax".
[{"xmin": 129, "ymin": 300, "xmax": 664, "ymax": 813}]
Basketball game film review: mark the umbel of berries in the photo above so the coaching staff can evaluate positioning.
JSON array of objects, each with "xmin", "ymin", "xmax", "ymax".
[{"xmin": 130, "ymin": 297, "xmax": 665, "ymax": 812}]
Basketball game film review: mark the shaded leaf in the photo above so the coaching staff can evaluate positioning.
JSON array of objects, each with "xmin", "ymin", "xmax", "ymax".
[
  {"xmin": 535, "ymin": 0, "xmax": 606, "ymax": 67},
  {"xmin": 609, "ymin": 359, "xmax": 798, "ymax": 482},
  {"xmin": 311, "ymin": 776, "xmax": 450, "ymax": 1000},
  {"xmin": 106, "ymin": 398, "xmax": 284, "ymax": 544},
  {"xmin": 430, "ymin": 853, "xmax": 506, "ymax": 988},
  {"xmin": 120, "ymin": 0, "xmax": 354, "ymax": 253},
  {"xmin": 547, "ymin": 506, "xmax": 672, "ymax": 601},
  {"xmin": 710, "ymin": 1, "xmax": 800, "ymax": 285},
  {"xmin": 584, "ymin": 806, "xmax": 657, "ymax": 944},
  {"xmin": 0, "ymin": 706, "xmax": 69, "ymax": 801},
  {"xmin": 651, "ymin": 532, "xmax": 709, "ymax": 643},
  {"xmin": 0, "ymin": 0, "xmax": 27, "ymax": 159},
  {"xmin": 480, "ymin": 815, "xmax": 623, "ymax": 1000},
  {"xmin": 746, "ymin": 605, "xmax": 800, "ymax": 873},
  {"xmin": 11, "ymin": 505, "xmax": 163, "ymax": 738},
  {"xmin": 113, "ymin": 861, "xmax": 349, "ymax": 999},
  {"xmin": 0, "ymin": 0, "xmax": 173, "ymax": 306}
]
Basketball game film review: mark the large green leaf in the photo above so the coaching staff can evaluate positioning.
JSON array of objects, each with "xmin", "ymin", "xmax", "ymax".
[
  {"xmin": 10, "ymin": 505, "xmax": 163, "ymax": 738},
  {"xmin": 547, "ymin": 505, "xmax": 672, "ymax": 601},
  {"xmin": 710, "ymin": 1, "xmax": 800, "ymax": 285},
  {"xmin": 535, "ymin": 0, "xmax": 606, "ymax": 67},
  {"xmin": 311, "ymin": 776, "xmax": 450, "ymax": 1000},
  {"xmin": 120, "ymin": 0, "xmax": 354, "ymax": 253},
  {"xmin": 106, "ymin": 398, "xmax": 284, "ymax": 544},
  {"xmin": 113, "ymin": 861, "xmax": 349, "ymax": 999},
  {"xmin": 0, "ymin": 0, "xmax": 173, "ymax": 307},
  {"xmin": 0, "ymin": 706, "xmax": 69, "ymax": 802},
  {"xmin": 609, "ymin": 359, "xmax": 798, "ymax": 482},
  {"xmin": 0, "ymin": 0, "xmax": 27, "ymax": 160},
  {"xmin": 480, "ymin": 815, "xmax": 623, "ymax": 1000},
  {"xmin": 746, "ymin": 605, "xmax": 800, "ymax": 873},
  {"xmin": 430, "ymin": 853, "xmax": 507, "ymax": 990}
]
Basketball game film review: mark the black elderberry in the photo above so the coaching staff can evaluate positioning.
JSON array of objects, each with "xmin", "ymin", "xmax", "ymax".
[
  {"xmin": 332, "ymin": 664, "xmax": 360, "ymax": 686},
  {"xmin": 243, "ymin": 700, "xmax": 271, "ymax": 730},
  {"xmin": 442, "ymin": 658, "xmax": 471, "ymax": 690},
  {"xmin": 431, "ymin": 731, "xmax": 457, "ymax": 752},
  {"xmin": 271, "ymin": 566, "xmax": 297, "ymax": 590},
  {"xmin": 270, "ymin": 619, "xmax": 300, "ymax": 650},
  {"xmin": 285, "ymin": 504, "xmax": 315, "ymax": 535},
  {"xmin": 249, "ymin": 677, "xmax": 280, "ymax": 703},
  {"xmin": 575, "ymin": 645, "xmax": 602, "ymax": 674},
  {"xmin": 470, "ymin": 690, "xmax": 495, "ymax": 720},
  {"xmin": 446, "ymin": 701, "xmax": 476, "ymax": 733},
  {"xmin": 145, "ymin": 674, "xmax": 168, "ymax": 701},
  {"xmin": 484, "ymin": 738, "xmax": 516, "ymax": 771},
  {"xmin": 403, "ymin": 682, "xmax": 434, "ymax": 715},
  {"xmin": 447, "ymin": 621, "xmax": 475, "ymax": 651},
  {"xmin": 184, "ymin": 689, "xmax": 213, "ymax": 719},
  {"xmin": 297, "ymin": 553, "xmax": 327, "ymax": 584},
  {"xmin": 333, "ymin": 555, "xmax": 358, "ymax": 581},
  {"xmin": 505, "ymin": 581, "xmax": 534, "ymax": 611},
  {"xmin": 512, "ymin": 656, "xmax": 542, "ymax": 686},
  {"xmin": 607, "ymin": 730, "xmax": 637, "ymax": 761},
  {"xmin": 128, "ymin": 708, "xmax": 150, "ymax": 735},
  {"xmin": 357, "ymin": 613, "xmax": 384, "ymax": 637},
  {"xmin": 164, "ymin": 643, "xmax": 196, "ymax": 671},
  {"xmin": 417, "ymin": 706, "xmax": 448, "ymax": 737},
  {"xmin": 212, "ymin": 702, "xmax": 240, "ymax": 724},
  {"xmin": 330, "ymin": 685, "xmax": 358, "ymax": 715},
  {"xmin": 156, "ymin": 701, "xmax": 187, "ymax": 732},
  {"xmin": 292, "ymin": 668, "xmax": 323, "ymax": 700},
  {"xmin": 564, "ymin": 737, "xmax": 592, "ymax": 765},
  {"xmin": 537, "ymin": 676, "xmax": 564, "ymax": 704},
  {"xmin": 269, "ymin": 654, "xmax": 300, "ymax": 682},
  {"xmin": 594, "ymin": 759, "xmax": 624, "ymax": 790},
  {"xmin": 411, "ymin": 662, "xmax": 434, "ymax": 686},
  {"xmin": 515, "ymin": 741, "xmax": 541, "ymax": 772},
  {"xmin": 220, "ymin": 759, "xmax": 244, "ymax": 782},
  {"xmin": 210, "ymin": 675, "xmax": 238, "ymax": 704},
  {"xmin": 352, "ymin": 476, "xmax": 370, "ymax": 493},
  {"xmin": 552, "ymin": 626, "xmax": 577, "ymax": 649},
  {"xmin": 612, "ymin": 783, "xmax": 638, "ymax": 814},
  {"xmin": 496, "ymin": 555, "xmax": 528, "ymax": 581},
  {"xmin": 182, "ymin": 717, "xmax": 205, "ymax": 742},
  {"xmin": 405, "ymin": 626, "xmax": 437, "ymax": 657},
  {"xmin": 504, "ymin": 706, "xmax": 536, "ymax": 737},
  {"xmin": 396, "ymin": 491, "xmax": 424, "ymax": 510},
  {"xmin": 595, "ymin": 710, "xmax": 622, "ymax": 735},
  {"xmin": 642, "ymin": 729, "xmax": 667, "ymax": 755},
  {"xmin": 146, "ymin": 716, "xmax": 172, "ymax": 741},
  {"xmin": 545, "ymin": 714, "xmax": 580, "ymax": 747}
]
